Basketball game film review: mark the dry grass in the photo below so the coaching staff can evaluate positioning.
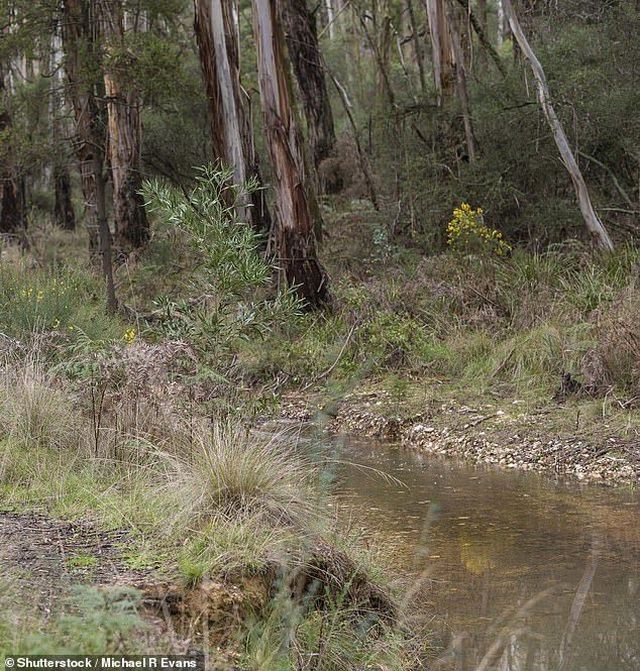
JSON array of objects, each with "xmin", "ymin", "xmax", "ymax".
[
  {"xmin": 0, "ymin": 358, "xmax": 79, "ymax": 450},
  {"xmin": 158, "ymin": 422, "xmax": 320, "ymax": 530},
  {"xmin": 582, "ymin": 286, "xmax": 640, "ymax": 399}
]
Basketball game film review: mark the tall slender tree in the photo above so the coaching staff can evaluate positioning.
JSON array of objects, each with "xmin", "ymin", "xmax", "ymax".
[
  {"xmin": 194, "ymin": 0, "xmax": 272, "ymax": 234},
  {"xmin": 99, "ymin": 0, "xmax": 149, "ymax": 252},
  {"xmin": 279, "ymin": 0, "xmax": 336, "ymax": 171},
  {"xmin": 51, "ymin": 26, "xmax": 75, "ymax": 230},
  {"xmin": 502, "ymin": 0, "xmax": 613, "ymax": 251},
  {"xmin": 251, "ymin": 0, "xmax": 330, "ymax": 308},
  {"xmin": 60, "ymin": 0, "xmax": 103, "ymax": 251},
  {"xmin": 61, "ymin": 0, "xmax": 117, "ymax": 307},
  {"xmin": 424, "ymin": 0, "xmax": 454, "ymax": 105},
  {"xmin": 0, "ymin": 61, "xmax": 26, "ymax": 239}
]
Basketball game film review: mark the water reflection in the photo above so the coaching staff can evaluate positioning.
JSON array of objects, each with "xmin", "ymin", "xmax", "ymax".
[{"xmin": 333, "ymin": 441, "xmax": 640, "ymax": 671}]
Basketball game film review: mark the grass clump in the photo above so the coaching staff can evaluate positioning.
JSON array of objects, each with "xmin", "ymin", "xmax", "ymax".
[{"xmin": 165, "ymin": 424, "xmax": 319, "ymax": 529}]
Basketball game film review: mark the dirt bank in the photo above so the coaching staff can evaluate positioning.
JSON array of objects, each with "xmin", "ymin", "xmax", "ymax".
[{"xmin": 280, "ymin": 392, "xmax": 640, "ymax": 486}]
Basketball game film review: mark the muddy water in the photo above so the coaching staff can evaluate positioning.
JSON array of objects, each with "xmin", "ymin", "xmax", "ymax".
[{"xmin": 332, "ymin": 440, "xmax": 640, "ymax": 671}]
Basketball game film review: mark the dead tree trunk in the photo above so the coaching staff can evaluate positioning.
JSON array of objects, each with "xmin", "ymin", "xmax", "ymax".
[
  {"xmin": 278, "ymin": 0, "xmax": 336, "ymax": 171},
  {"xmin": 194, "ymin": 0, "xmax": 272, "ymax": 234},
  {"xmin": 502, "ymin": 0, "xmax": 614, "ymax": 251},
  {"xmin": 251, "ymin": 0, "xmax": 330, "ymax": 308},
  {"xmin": 61, "ymin": 0, "xmax": 103, "ymax": 252},
  {"xmin": 100, "ymin": 0, "xmax": 149, "ymax": 253},
  {"xmin": 0, "ymin": 68, "xmax": 26, "ymax": 240}
]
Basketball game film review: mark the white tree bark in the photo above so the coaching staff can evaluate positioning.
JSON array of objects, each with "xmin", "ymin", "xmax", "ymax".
[
  {"xmin": 209, "ymin": 0, "xmax": 246, "ymax": 188},
  {"xmin": 324, "ymin": 0, "xmax": 335, "ymax": 40},
  {"xmin": 502, "ymin": 0, "xmax": 614, "ymax": 251},
  {"xmin": 424, "ymin": 0, "xmax": 453, "ymax": 106}
]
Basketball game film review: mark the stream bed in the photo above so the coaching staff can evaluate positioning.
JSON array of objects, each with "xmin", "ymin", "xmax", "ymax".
[{"xmin": 332, "ymin": 439, "xmax": 640, "ymax": 671}]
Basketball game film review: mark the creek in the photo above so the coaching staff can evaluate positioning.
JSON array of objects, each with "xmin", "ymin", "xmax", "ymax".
[{"xmin": 332, "ymin": 439, "xmax": 640, "ymax": 671}]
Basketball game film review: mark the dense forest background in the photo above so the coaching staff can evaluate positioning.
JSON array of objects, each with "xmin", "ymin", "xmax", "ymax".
[
  {"xmin": 2, "ymin": 0, "xmax": 639, "ymax": 261},
  {"xmin": 1, "ymin": 0, "xmax": 640, "ymax": 407}
]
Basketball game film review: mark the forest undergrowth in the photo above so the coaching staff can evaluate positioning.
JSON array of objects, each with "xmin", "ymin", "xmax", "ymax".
[{"xmin": 1, "ymin": 185, "xmax": 640, "ymax": 664}]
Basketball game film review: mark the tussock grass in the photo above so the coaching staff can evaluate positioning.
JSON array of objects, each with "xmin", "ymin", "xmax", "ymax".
[
  {"xmin": 0, "ymin": 359, "xmax": 78, "ymax": 450},
  {"xmin": 163, "ymin": 423, "xmax": 320, "ymax": 529}
]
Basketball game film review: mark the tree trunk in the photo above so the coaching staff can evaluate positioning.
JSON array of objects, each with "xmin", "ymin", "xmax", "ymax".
[
  {"xmin": 323, "ymin": 0, "xmax": 336, "ymax": 39},
  {"xmin": 51, "ymin": 27, "xmax": 75, "ymax": 230},
  {"xmin": 279, "ymin": 0, "xmax": 336, "ymax": 171},
  {"xmin": 251, "ymin": 0, "xmax": 330, "ymax": 308},
  {"xmin": 497, "ymin": 0, "xmax": 511, "ymax": 48},
  {"xmin": 100, "ymin": 0, "xmax": 149, "ymax": 253},
  {"xmin": 194, "ymin": 0, "xmax": 272, "ymax": 234},
  {"xmin": 94, "ymin": 153, "xmax": 118, "ymax": 313},
  {"xmin": 406, "ymin": 0, "xmax": 427, "ymax": 94},
  {"xmin": 424, "ymin": 0, "xmax": 454, "ymax": 106},
  {"xmin": 53, "ymin": 167, "xmax": 76, "ymax": 230},
  {"xmin": 448, "ymin": 4, "xmax": 476, "ymax": 160},
  {"xmin": 0, "ymin": 61, "xmax": 26, "ymax": 241},
  {"xmin": 60, "ymin": 0, "xmax": 103, "ymax": 252},
  {"xmin": 502, "ymin": 0, "xmax": 614, "ymax": 251}
]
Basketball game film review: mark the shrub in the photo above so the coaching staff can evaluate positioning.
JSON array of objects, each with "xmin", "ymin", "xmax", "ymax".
[
  {"xmin": 141, "ymin": 165, "xmax": 304, "ymax": 366},
  {"xmin": 0, "ymin": 263, "xmax": 123, "ymax": 342},
  {"xmin": 446, "ymin": 203, "xmax": 511, "ymax": 256}
]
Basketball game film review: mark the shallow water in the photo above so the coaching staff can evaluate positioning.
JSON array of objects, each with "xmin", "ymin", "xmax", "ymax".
[{"xmin": 332, "ymin": 440, "xmax": 640, "ymax": 671}]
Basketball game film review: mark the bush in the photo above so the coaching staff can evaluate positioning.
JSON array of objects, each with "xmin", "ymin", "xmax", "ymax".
[{"xmin": 141, "ymin": 165, "xmax": 304, "ymax": 368}]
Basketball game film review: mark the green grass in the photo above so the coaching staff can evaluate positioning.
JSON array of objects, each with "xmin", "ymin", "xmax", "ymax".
[
  {"xmin": 0, "ymin": 585, "xmax": 161, "ymax": 657},
  {"xmin": 66, "ymin": 554, "xmax": 99, "ymax": 569}
]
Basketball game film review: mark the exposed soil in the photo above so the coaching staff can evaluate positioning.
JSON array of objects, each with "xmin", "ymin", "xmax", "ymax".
[
  {"xmin": 0, "ymin": 510, "xmax": 167, "ymax": 624},
  {"xmin": 280, "ymin": 391, "xmax": 640, "ymax": 485}
]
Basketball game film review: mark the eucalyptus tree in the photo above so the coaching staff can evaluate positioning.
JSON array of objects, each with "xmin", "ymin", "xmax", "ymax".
[
  {"xmin": 60, "ymin": 0, "xmax": 105, "ymax": 252},
  {"xmin": 251, "ymin": 0, "xmax": 330, "ymax": 308},
  {"xmin": 279, "ymin": 0, "xmax": 336, "ymax": 173},
  {"xmin": 502, "ymin": 0, "xmax": 614, "ymax": 252},
  {"xmin": 99, "ymin": 0, "xmax": 149, "ymax": 252},
  {"xmin": 194, "ymin": 0, "xmax": 272, "ymax": 234}
]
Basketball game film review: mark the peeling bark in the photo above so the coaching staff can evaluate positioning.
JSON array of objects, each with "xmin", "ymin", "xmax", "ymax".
[
  {"xmin": 502, "ymin": 0, "xmax": 614, "ymax": 251},
  {"xmin": 100, "ymin": 0, "xmax": 149, "ymax": 252},
  {"xmin": 194, "ymin": 0, "xmax": 272, "ymax": 234},
  {"xmin": 424, "ymin": 0, "xmax": 454, "ymax": 105},
  {"xmin": 251, "ymin": 0, "xmax": 330, "ymax": 308},
  {"xmin": 279, "ymin": 0, "xmax": 336, "ymax": 170}
]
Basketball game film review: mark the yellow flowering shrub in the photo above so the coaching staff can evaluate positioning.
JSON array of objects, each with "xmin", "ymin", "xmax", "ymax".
[
  {"xmin": 446, "ymin": 203, "xmax": 511, "ymax": 256},
  {"xmin": 123, "ymin": 328, "xmax": 137, "ymax": 345}
]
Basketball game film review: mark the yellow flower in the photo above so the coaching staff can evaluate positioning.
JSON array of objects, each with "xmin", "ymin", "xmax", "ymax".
[{"xmin": 123, "ymin": 328, "xmax": 136, "ymax": 345}]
